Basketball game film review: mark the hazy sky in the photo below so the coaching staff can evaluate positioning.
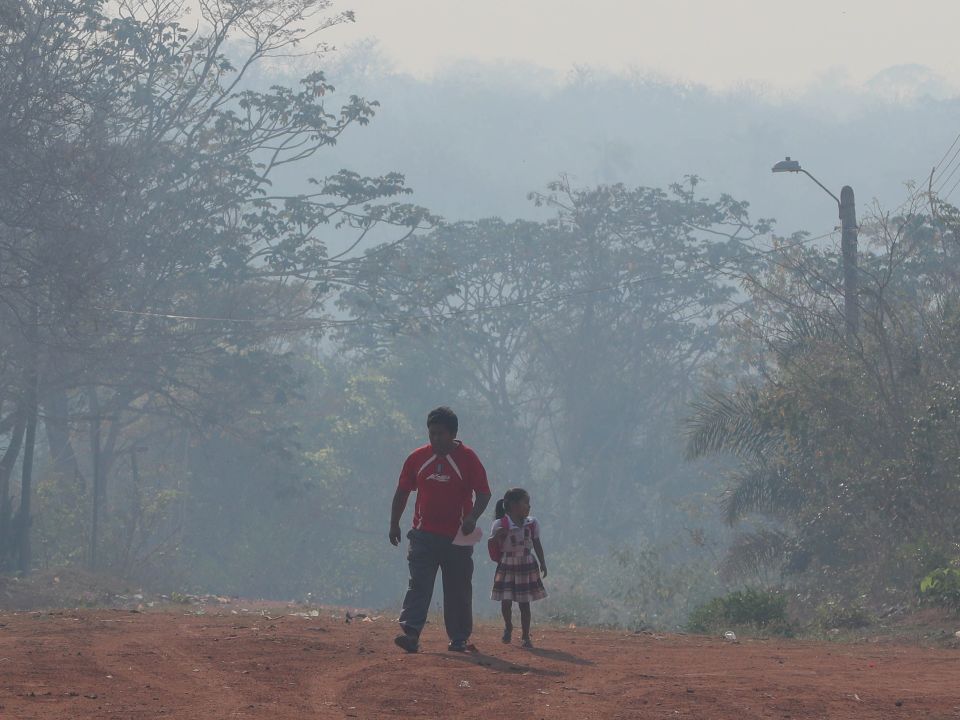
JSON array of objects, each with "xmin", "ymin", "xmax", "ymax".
[{"xmin": 329, "ymin": 1, "xmax": 960, "ymax": 92}]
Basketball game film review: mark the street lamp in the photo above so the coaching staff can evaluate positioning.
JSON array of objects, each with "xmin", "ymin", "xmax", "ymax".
[{"xmin": 772, "ymin": 157, "xmax": 859, "ymax": 337}]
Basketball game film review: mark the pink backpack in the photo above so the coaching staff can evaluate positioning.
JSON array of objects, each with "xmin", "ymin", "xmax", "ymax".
[{"xmin": 487, "ymin": 516, "xmax": 510, "ymax": 562}]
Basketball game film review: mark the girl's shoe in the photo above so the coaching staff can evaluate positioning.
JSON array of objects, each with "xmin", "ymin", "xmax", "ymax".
[
  {"xmin": 501, "ymin": 627, "xmax": 512, "ymax": 644},
  {"xmin": 521, "ymin": 637, "xmax": 534, "ymax": 649}
]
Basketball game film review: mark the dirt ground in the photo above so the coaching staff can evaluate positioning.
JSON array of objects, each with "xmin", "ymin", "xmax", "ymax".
[{"xmin": 2, "ymin": 604, "xmax": 960, "ymax": 720}]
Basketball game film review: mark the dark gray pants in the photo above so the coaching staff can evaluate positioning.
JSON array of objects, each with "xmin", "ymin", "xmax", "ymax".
[{"xmin": 399, "ymin": 529, "xmax": 474, "ymax": 642}]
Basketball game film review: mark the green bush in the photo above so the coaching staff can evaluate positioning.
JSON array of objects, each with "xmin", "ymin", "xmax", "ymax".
[
  {"xmin": 686, "ymin": 588, "xmax": 790, "ymax": 634},
  {"xmin": 919, "ymin": 567, "xmax": 960, "ymax": 610},
  {"xmin": 816, "ymin": 600, "xmax": 873, "ymax": 630}
]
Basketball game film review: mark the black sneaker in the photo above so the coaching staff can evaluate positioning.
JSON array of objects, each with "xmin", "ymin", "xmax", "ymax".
[
  {"xmin": 394, "ymin": 633, "xmax": 419, "ymax": 653},
  {"xmin": 447, "ymin": 639, "xmax": 468, "ymax": 652}
]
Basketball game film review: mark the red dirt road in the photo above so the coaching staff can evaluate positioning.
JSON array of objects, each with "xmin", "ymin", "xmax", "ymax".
[{"xmin": 1, "ymin": 608, "xmax": 958, "ymax": 719}]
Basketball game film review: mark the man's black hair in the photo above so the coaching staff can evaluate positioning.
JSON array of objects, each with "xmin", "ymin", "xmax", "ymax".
[{"xmin": 426, "ymin": 406, "xmax": 458, "ymax": 435}]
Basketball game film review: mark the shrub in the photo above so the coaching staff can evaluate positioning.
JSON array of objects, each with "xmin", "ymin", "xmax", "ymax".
[
  {"xmin": 919, "ymin": 568, "xmax": 960, "ymax": 611},
  {"xmin": 816, "ymin": 601, "xmax": 873, "ymax": 630},
  {"xmin": 686, "ymin": 588, "xmax": 789, "ymax": 634}
]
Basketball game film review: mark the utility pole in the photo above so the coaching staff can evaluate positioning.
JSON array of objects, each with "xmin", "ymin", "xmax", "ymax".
[
  {"xmin": 839, "ymin": 185, "xmax": 859, "ymax": 338},
  {"xmin": 771, "ymin": 158, "xmax": 859, "ymax": 339}
]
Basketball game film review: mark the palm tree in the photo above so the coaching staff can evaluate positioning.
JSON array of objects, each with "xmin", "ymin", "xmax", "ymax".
[{"xmin": 685, "ymin": 313, "xmax": 841, "ymax": 577}]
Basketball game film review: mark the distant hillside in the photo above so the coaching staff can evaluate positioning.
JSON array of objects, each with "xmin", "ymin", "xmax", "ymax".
[{"xmin": 266, "ymin": 47, "xmax": 960, "ymax": 240}]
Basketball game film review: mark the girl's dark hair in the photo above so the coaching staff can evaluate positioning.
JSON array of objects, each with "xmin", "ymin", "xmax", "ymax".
[
  {"xmin": 426, "ymin": 406, "xmax": 458, "ymax": 435},
  {"xmin": 495, "ymin": 487, "xmax": 529, "ymax": 519}
]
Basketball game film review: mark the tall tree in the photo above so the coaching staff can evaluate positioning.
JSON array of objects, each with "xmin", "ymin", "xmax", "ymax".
[
  {"xmin": 0, "ymin": 0, "xmax": 431, "ymax": 572},
  {"xmin": 339, "ymin": 176, "xmax": 768, "ymax": 542}
]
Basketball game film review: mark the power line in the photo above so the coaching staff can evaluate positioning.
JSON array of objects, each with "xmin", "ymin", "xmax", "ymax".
[
  {"xmin": 748, "ymin": 229, "xmax": 837, "ymax": 256},
  {"xmin": 932, "ymin": 130, "xmax": 960, "ymax": 181},
  {"xmin": 935, "ymin": 156, "xmax": 960, "ymax": 197},
  {"xmin": 92, "ymin": 306, "xmax": 284, "ymax": 325},
  {"xmin": 942, "ymin": 171, "xmax": 960, "ymax": 206},
  {"xmin": 932, "ymin": 130, "xmax": 960, "ymax": 189}
]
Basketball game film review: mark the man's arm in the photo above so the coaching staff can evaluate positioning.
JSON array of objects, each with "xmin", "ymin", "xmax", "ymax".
[
  {"xmin": 389, "ymin": 488, "xmax": 410, "ymax": 546},
  {"xmin": 460, "ymin": 492, "xmax": 491, "ymax": 534}
]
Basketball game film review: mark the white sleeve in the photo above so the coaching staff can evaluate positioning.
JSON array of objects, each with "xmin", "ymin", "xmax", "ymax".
[{"xmin": 528, "ymin": 517, "xmax": 540, "ymax": 540}]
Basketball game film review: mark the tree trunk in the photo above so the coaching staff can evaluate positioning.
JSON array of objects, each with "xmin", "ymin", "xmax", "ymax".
[
  {"xmin": 89, "ymin": 388, "xmax": 102, "ymax": 571},
  {"xmin": 15, "ymin": 297, "xmax": 41, "ymax": 575},
  {"xmin": 0, "ymin": 405, "xmax": 27, "ymax": 570},
  {"xmin": 42, "ymin": 385, "xmax": 86, "ymax": 489},
  {"xmin": 16, "ymin": 381, "xmax": 38, "ymax": 574}
]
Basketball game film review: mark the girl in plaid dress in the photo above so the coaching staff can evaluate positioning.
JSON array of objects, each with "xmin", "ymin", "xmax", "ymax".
[{"xmin": 490, "ymin": 488, "xmax": 547, "ymax": 649}]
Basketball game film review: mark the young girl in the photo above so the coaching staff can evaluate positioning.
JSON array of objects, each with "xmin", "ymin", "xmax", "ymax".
[{"xmin": 490, "ymin": 487, "xmax": 547, "ymax": 648}]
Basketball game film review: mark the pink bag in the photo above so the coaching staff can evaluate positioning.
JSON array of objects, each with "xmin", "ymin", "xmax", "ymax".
[{"xmin": 487, "ymin": 516, "xmax": 510, "ymax": 562}]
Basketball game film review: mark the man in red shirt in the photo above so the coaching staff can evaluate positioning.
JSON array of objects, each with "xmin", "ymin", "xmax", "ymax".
[{"xmin": 390, "ymin": 406, "xmax": 491, "ymax": 652}]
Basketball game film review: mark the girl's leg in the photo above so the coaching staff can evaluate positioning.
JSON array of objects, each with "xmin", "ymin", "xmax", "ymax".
[
  {"xmin": 501, "ymin": 600, "xmax": 513, "ymax": 642},
  {"xmin": 519, "ymin": 602, "xmax": 531, "ymax": 641}
]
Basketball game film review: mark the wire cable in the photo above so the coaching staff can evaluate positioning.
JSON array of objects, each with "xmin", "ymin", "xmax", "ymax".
[
  {"xmin": 934, "ymin": 155, "xmax": 960, "ymax": 197},
  {"xmin": 931, "ymin": 130, "xmax": 960, "ymax": 187},
  {"xmin": 942, "ymin": 171, "xmax": 960, "ymax": 206}
]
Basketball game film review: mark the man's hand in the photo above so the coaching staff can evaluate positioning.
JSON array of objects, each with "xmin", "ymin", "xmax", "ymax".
[
  {"xmin": 540, "ymin": 564, "xmax": 548, "ymax": 579},
  {"xmin": 389, "ymin": 489, "xmax": 410, "ymax": 546},
  {"xmin": 461, "ymin": 492, "xmax": 490, "ymax": 536}
]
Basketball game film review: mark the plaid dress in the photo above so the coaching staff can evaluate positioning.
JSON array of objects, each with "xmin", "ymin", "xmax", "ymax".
[{"xmin": 490, "ymin": 516, "xmax": 547, "ymax": 603}]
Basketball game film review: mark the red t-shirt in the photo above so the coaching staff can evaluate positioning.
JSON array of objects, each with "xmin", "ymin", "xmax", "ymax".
[{"xmin": 397, "ymin": 441, "xmax": 490, "ymax": 538}]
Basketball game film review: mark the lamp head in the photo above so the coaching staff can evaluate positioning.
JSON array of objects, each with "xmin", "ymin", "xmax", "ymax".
[{"xmin": 772, "ymin": 157, "xmax": 801, "ymax": 173}]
